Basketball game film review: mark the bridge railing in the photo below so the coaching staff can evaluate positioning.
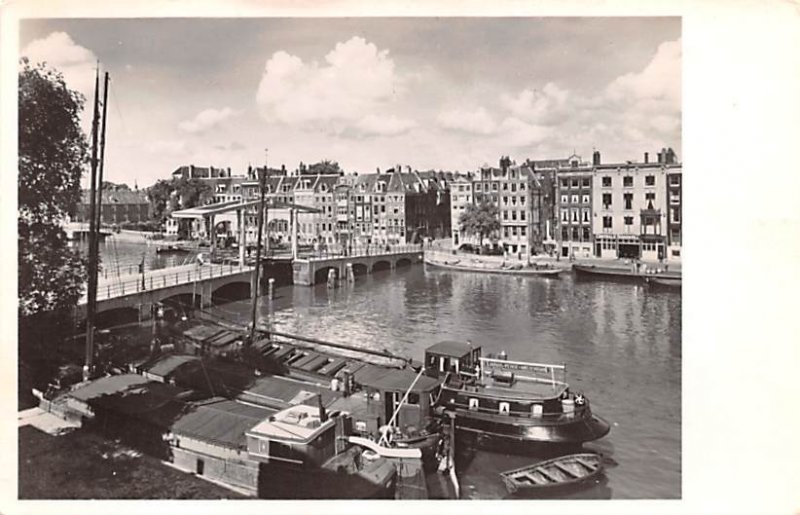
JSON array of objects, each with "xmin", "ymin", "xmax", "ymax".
[
  {"xmin": 85, "ymin": 262, "xmax": 252, "ymax": 303},
  {"xmin": 300, "ymin": 243, "xmax": 424, "ymax": 261}
]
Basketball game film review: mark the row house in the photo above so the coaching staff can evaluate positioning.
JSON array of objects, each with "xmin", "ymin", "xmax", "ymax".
[
  {"xmin": 449, "ymin": 172, "xmax": 475, "ymax": 248},
  {"xmin": 461, "ymin": 157, "xmax": 549, "ymax": 258},
  {"xmin": 555, "ymin": 153, "xmax": 595, "ymax": 259},
  {"xmin": 591, "ymin": 148, "xmax": 681, "ymax": 262}
]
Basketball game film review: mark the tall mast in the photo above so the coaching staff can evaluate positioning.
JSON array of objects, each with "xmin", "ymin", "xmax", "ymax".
[
  {"xmin": 249, "ymin": 151, "xmax": 267, "ymax": 344},
  {"xmin": 83, "ymin": 65, "xmax": 101, "ymax": 380},
  {"xmin": 92, "ymin": 71, "xmax": 110, "ymax": 286}
]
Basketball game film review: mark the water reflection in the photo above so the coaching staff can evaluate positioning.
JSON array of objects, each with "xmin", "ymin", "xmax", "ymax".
[{"xmin": 197, "ymin": 264, "xmax": 680, "ymax": 499}]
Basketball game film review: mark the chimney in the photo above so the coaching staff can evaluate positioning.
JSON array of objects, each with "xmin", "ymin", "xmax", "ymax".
[
  {"xmin": 592, "ymin": 151, "xmax": 601, "ymax": 166},
  {"xmin": 376, "ymin": 167, "xmax": 381, "ymax": 175},
  {"xmin": 657, "ymin": 150, "xmax": 663, "ymax": 164},
  {"xmin": 644, "ymin": 152, "xmax": 649, "ymax": 164},
  {"xmin": 666, "ymin": 148, "xmax": 676, "ymax": 164},
  {"xmin": 189, "ymin": 164, "xmax": 195, "ymax": 178}
]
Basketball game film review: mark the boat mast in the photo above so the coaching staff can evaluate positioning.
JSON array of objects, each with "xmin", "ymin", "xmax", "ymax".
[
  {"xmin": 83, "ymin": 65, "xmax": 102, "ymax": 381},
  {"xmin": 248, "ymin": 149, "xmax": 267, "ymax": 344}
]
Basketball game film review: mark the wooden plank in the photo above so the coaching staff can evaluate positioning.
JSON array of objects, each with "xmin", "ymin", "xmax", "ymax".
[
  {"xmin": 574, "ymin": 457, "xmax": 598, "ymax": 471},
  {"xmin": 553, "ymin": 461, "xmax": 580, "ymax": 479},
  {"xmin": 534, "ymin": 466, "xmax": 561, "ymax": 484}
]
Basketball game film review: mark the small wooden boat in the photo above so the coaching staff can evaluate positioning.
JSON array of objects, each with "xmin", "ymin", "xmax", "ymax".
[
  {"xmin": 501, "ymin": 453, "xmax": 604, "ymax": 494},
  {"xmin": 646, "ymin": 277, "xmax": 682, "ymax": 290},
  {"xmin": 424, "ymin": 258, "xmax": 562, "ymax": 277}
]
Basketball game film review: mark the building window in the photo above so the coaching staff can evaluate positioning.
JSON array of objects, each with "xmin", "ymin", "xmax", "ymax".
[
  {"xmin": 582, "ymin": 178, "xmax": 590, "ymax": 188},
  {"xmin": 520, "ymin": 211, "xmax": 526, "ymax": 221},
  {"xmin": 624, "ymin": 216, "xmax": 634, "ymax": 225},
  {"xmin": 521, "ymin": 226, "xmax": 526, "ymax": 236},
  {"xmin": 561, "ymin": 209, "xmax": 569, "ymax": 222},
  {"xmin": 571, "ymin": 179, "xmax": 579, "ymax": 188},
  {"xmin": 582, "ymin": 194, "xmax": 590, "ymax": 204},
  {"xmin": 571, "ymin": 195, "xmax": 579, "ymax": 204},
  {"xmin": 645, "ymin": 192, "xmax": 656, "ymax": 201},
  {"xmin": 503, "ymin": 211, "xmax": 508, "ymax": 220},
  {"xmin": 520, "ymin": 183, "xmax": 525, "ymax": 190},
  {"xmin": 503, "ymin": 196, "xmax": 508, "ymax": 205},
  {"xmin": 561, "ymin": 179, "xmax": 569, "ymax": 188},
  {"xmin": 582, "ymin": 210, "xmax": 590, "ymax": 222},
  {"xmin": 503, "ymin": 227, "xmax": 509, "ymax": 237},
  {"xmin": 512, "ymin": 226, "xmax": 518, "ymax": 236},
  {"xmin": 511, "ymin": 211, "xmax": 517, "ymax": 221},
  {"xmin": 669, "ymin": 175, "xmax": 681, "ymax": 186},
  {"xmin": 561, "ymin": 194, "xmax": 569, "ymax": 204},
  {"xmin": 623, "ymin": 176, "xmax": 633, "ymax": 188},
  {"xmin": 673, "ymin": 210, "xmax": 681, "ymax": 223},
  {"xmin": 503, "ymin": 183, "xmax": 508, "ymax": 190},
  {"xmin": 492, "ymin": 183, "xmax": 498, "ymax": 191},
  {"xmin": 645, "ymin": 175, "xmax": 655, "ymax": 186},
  {"xmin": 571, "ymin": 209, "xmax": 578, "ymax": 222},
  {"xmin": 475, "ymin": 183, "xmax": 482, "ymax": 191},
  {"xmin": 511, "ymin": 183, "xmax": 517, "ymax": 192},
  {"xmin": 583, "ymin": 227, "xmax": 590, "ymax": 240},
  {"xmin": 624, "ymin": 193, "xmax": 633, "ymax": 210},
  {"xmin": 603, "ymin": 216, "xmax": 612, "ymax": 229},
  {"xmin": 602, "ymin": 193, "xmax": 612, "ymax": 207},
  {"xmin": 602, "ymin": 176, "xmax": 612, "ymax": 187}
]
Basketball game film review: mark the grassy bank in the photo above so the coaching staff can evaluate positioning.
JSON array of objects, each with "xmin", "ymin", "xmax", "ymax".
[{"xmin": 19, "ymin": 426, "xmax": 245, "ymax": 499}]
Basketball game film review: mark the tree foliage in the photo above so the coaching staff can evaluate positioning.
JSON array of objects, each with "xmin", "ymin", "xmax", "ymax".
[
  {"xmin": 458, "ymin": 200, "xmax": 500, "ymax": 247},
  {"xmin": 18, "ymin": 59, "xmax": 88, "ymax": 316},
  {"xmin": 307, "ymin": 160, "xmax": 342, "ymax": 175},
  {"xmin": 146, "ymin": 177, "xmax": 212, "ymax": 223}
]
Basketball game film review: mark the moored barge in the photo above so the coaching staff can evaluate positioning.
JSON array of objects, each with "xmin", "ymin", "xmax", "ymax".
[{"xmin": 424, "ymin": 341, "xmax": 610, "ymax": 448}]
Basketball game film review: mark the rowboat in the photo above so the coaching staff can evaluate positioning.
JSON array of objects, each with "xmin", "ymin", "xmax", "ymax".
[
  {"xmin": 500, "ymin": 453, "xmax": 604, "ymax": 494},
  {"xmin": 424, "ymin": 258, "xmax": 562, "ymax": 277}
]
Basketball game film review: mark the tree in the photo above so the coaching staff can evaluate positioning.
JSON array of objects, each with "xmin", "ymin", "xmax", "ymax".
[
  {"xmin": 458, "ymin": 200, "xmax": 500, "ymax": 248},
  {"xmin": 18, "ymin": 58, "xmax": 88, "ymax": 316},
  {"xmin": 308, "ymin": 160, "xmax": 342, "ymax": 175},
  {"xmin": 146, "ymin": 178, "xmax": 175, "ymax": 223},
  {"xmin": 174, "ymin": 176, "xmax": 212, "ymax": 209},
  {"xmin": 18, "ymin": 59, "xmax": 89, "ymax": 407}
]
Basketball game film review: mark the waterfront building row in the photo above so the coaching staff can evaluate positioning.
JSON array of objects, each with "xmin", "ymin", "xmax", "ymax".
[{"xmin": 448, "ymin": 147, "xmax": 682, "ymax": 262}]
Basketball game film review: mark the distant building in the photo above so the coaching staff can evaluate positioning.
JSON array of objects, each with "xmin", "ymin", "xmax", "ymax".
[
  {"xmin": 74, "ymin": 189, "xmax": 150, "ymax": 226},
  {"xmin": 591, "ymin": 148, "xmax": 681, "ymax": 261},
  {"xmin": 556, "ymin": 153, "xmax": 594, "ymax": 259},
  {"xmin": 449, "ymin": 172, "xmax": 475, "ymax": 248}
]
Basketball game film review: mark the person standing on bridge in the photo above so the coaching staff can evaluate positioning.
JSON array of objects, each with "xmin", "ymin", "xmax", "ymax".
[{"xmin": 197, "ymin": 253, "xmax": 205, "ymax": 266}]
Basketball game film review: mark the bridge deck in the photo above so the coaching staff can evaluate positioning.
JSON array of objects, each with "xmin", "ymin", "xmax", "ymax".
[{"xmin": 82, "ymin": 262, "xmax": 255, "ymax": 304}]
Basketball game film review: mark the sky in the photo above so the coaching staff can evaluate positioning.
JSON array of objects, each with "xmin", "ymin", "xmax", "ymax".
[{"xmin": 20, "ymin": 18, "xmax": 681, "ymax": 188}]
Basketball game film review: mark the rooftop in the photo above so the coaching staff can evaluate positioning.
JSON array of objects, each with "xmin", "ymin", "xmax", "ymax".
[
  {"xmin": 172, "ymin": 397, "xmax": 276, "ymax": 449},
  {"xmin": 426, "ymin": 340, "xmax": 479, "ymax": 358},
  {"xmin": 247, "ymin": 404, "xmax": 334, "ymax": 443}
]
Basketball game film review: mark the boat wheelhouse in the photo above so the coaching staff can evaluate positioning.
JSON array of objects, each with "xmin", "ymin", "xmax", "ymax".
[
  {"xmin": 424, "ymin": 341, "xmax": 610, "ymax": 446},
  {"xmin": 245, "ymin": 403, "xmax": 396, "ymax": 498}
]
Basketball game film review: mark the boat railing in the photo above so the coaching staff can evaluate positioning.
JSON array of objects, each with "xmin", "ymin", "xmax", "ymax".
[
  {"xmin": 450, "ymin": 399, "xmax": 592, "ymax": 420},
  {"xmin": 479, "ymin": 357, "xmax": 567, "ymax": 387}
]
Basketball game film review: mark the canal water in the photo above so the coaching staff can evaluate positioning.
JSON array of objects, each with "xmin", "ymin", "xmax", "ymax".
[{"xmin": 94, "ymin": 236, "xmax": 682, "ymax": 499}]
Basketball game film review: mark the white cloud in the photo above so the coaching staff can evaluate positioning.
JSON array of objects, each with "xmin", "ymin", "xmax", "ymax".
[
  {"xmin": 256, "ymin": 37, "xmax": 403, "ymax": 134},
  {"xmin": 500, "ymin": 83, "xmax": 570, "ymax": 125},
  {"xmin": 437, "ymin": 107, "xmax": 497, "ymax": 135},
  {"xmin": 178, "ymin": 107, "xmax": 236, "ymax": 134},
  {"xmin": 497, "ymin": 117, "xmax": 550, "ymax": 147},
  {"xmin": 606, "ymin": 38, "xmax": 681, "ymax": 110},
  {"xmin": 355, "ymin": 114, "xmax": 416, "ymax": 136},
  {"xmin": 21, "ymin": 32, "xmax": 97, "ymax": 129}
]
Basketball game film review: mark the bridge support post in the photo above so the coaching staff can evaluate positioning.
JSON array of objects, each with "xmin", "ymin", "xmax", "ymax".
[
  {"xmin": 268, "ymin": 278, "xmax": 275, "ymax": 299},
  {"xmin": 327, "ymin": 268, "xmax": 337, "ymax": 289},
  {"xmin": 345, "ymin": 263, "xmax": 355, "ymax": 283},
  {"xmin": 201, "ymin": 281, "xmax": 214, "ymax": 308},
  {"xmin": 139, "ymin": 301, "xmax": 154, "ymax": 322}
]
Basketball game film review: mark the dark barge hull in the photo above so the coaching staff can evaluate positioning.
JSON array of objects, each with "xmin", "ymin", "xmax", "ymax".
[
  {"xmin": 573, "ymin": 264, "xmax": 680, "ymax": 284},
  {"xmin": 448, "ymin": 410, "xmax": 610, "ymax": 448}
]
